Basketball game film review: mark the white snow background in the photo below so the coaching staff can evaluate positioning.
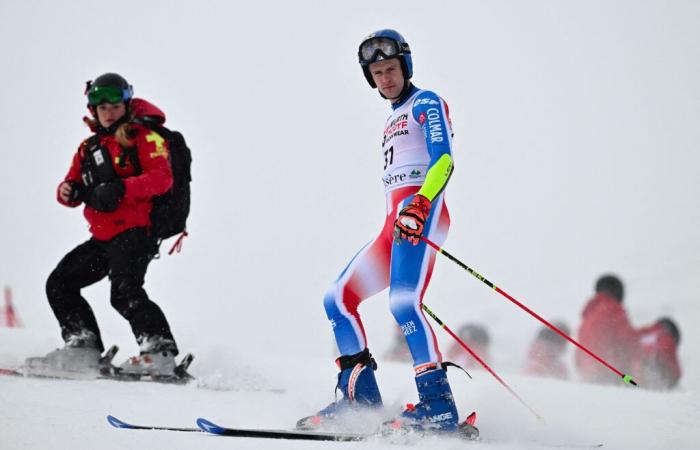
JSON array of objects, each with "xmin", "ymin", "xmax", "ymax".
[{"xmin": 1, "ymin": 0, "xmax": 698, "ymax": 449}]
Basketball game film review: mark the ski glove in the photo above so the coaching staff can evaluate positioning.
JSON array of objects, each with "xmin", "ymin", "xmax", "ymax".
[
  {"xmin": 87, "ymin": 179, "xmax": 125, "ymax": 212},
  {"xmin": 393, "ymin": 194, "xmax": 431, "ymax": 245},
  {"xmin": 61, "ymin": 181, "xmax": 86, "ymax": 204}
]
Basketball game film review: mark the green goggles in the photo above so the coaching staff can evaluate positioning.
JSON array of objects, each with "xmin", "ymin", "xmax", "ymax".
[{"xmin": 87, "ymin": 84, "xmax": 133, "ymax": 106}]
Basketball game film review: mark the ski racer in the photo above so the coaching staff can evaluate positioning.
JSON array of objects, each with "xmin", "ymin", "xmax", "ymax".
[
  {"xmin": 298, "ymin": 29, "xmax": 474, "ymax": 436},
  {"xmin": 40, "ymin": 73, "xmax": 180, "ymax": 376}
]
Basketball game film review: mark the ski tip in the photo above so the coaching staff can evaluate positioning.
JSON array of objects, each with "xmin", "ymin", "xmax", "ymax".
[
  {"xmin": 196, "ymin": 417, "xmax": 225, "ymax": 434},
  {"xmin": 107, "ymin": 415, "xmax": 135, "ymax": 429}
]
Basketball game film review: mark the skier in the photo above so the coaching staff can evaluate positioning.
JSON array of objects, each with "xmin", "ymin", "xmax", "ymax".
[
  {"xmin": 524, "ymin": 322, "xmax": 570, "ymax": 380},
  {"xmin": 38, "ymin": 73, "xmax": 180, "ymax": 376},
  {"xmin": 575, "ymin": 274, "xmax": 639, "ymax": 384},
  {"xmin": 299, "ymin": 29, "xmax": 473, "ymax": 436},
  {"xmin": 633, "ymin": 317, "xmax": 681, "ymax": 390}
]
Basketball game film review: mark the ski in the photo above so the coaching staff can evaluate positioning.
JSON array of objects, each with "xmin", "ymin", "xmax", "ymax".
[
  {"xmin": 1, "ymin": 346, "xmax": 195, "ymax": 385},
  {"xmin": 196, "ymin": 417, "xmax": 371, "ymax": 442},
  {"xmin": 196, "ymin": 417, "xmax": 601, "ymax": 447},
  {"xmin": 106, "ymin": 415, "xmax": 601, "ymax": 447},
  {"xmin": 108, "ymin": 415, "xmax": 201, "ymax": 432},
  {"xmin": 108, "ymin": 415, "xmax": 369, "ymax": 441}
]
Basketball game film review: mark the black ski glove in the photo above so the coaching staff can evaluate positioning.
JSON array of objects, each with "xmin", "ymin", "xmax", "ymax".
[
  {"xmin": 88, "ymin": 179, "xmax": 125, "ymax": 212},
  {"xmin": 66, "ymin": 181, "xmax": 86, "ymax": 203}
]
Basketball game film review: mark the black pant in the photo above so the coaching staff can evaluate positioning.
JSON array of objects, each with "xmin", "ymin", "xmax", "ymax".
[{"xmin": 46, "ymin": 227, "xmax": 178, "ymax": 354}]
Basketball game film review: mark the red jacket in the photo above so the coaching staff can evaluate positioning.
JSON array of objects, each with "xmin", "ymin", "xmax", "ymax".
[
  {"xmin": 633, "ymin": 323, "xmax": 681, "ymax": 390},
  {"xmin": 574, "ymin": 292, "xmax": 639, "ymax": 384},
  {"xmin": 58, "ymin": 99, "xmax": 173, "ymax": 241}
]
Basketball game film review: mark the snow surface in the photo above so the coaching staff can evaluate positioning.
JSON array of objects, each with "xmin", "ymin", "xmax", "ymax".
[{"xmin": 1, "ymin": 1, "xmax": 699, "ymax": 449}]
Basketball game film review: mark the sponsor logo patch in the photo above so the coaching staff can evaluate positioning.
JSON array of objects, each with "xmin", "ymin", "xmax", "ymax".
[
  {"xmin": 383, "ymin": 173, "xmax": 407, "ymax": 187},
  {"xmin": 401, "ymin": 320, "xmax": 417, "ymax": 336},
  {"xmin": 428, "ymin": 412, "xmax": 454, "ymax": 422},
  {"xmin": 415, "ymin": 98, "xmax": 439, "ymax": 106},
  {"xmin": 425, "ymin": 108, "xmax": 444, "ymax": 143},
  {"xmin": 383, "ymin": 113, "xmax": 409, "ymax": 146}
]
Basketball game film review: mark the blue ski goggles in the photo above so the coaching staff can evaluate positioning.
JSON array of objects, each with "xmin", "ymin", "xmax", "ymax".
[
  {"xmin": 358, "ymin": 37, "xmax": 410, "ymax": 65},
  {"xmin": 86, "ymin": 84, "xmax": 133, "ymax": 106}
]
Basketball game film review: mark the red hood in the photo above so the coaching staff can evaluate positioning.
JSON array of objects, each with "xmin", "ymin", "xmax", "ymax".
[
  {"xmin": 129, "ymin": 97, "xmax": 166, "ymax": 124},
  {"xmin": 83, "ymin": 97, "xmax": 166, "ymax": 132}
]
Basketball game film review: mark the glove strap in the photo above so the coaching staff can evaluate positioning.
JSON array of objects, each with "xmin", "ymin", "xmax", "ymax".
[{"xmin": 411, "ymin": 194, "xmax": 431, "ymax": 216}]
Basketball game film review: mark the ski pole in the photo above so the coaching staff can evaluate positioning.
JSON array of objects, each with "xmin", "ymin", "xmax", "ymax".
[
  {"xmin": 421, "ymin": 236, "xmax": 637, "ymax": 387},
  {"xmin": 422, "ymin": 303, "xmax": 543, "ymax": 421}
]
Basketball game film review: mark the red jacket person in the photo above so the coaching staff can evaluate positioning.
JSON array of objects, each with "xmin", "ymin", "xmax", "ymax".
[
  {"xmin": 634, "ymin": 317, "xmax": 681, "ymax": 390},
  {"xmin": 575, "ymin": 274, "xmax": 639, "ymax": 384},
  {"xmin": 38, "ymin": 73, "xmax": 180, "ymax": 377}
]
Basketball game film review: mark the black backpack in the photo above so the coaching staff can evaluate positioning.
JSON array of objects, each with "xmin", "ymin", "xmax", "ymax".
[
  {"xmin": 139, "ymin": 121, "xmax": 192, "ymax": 242},
  {"xmin": 108, "ymin": 118, "xmax": 192, "ymax": 244}
]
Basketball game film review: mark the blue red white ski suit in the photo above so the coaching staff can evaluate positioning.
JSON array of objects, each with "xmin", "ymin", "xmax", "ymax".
[{"xmin": 324, "ymin": 85, "xmax": 454, "ymax": 371}]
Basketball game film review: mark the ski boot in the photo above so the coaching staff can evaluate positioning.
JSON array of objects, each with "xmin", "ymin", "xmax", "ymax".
[
  {"xmin": 383, "ymin": 365, "xmax": 475, "ymax": 437},
  {"xmin": 118, "ymin": 336, "xmax": 178, "ymax": 378},
  {"xmin": 297, "ymin": 348, "xmax": 383, "ymax": 430},
  {"xmin": 25, "ymin": 330, "xmax": 102, "ymax": 375}
]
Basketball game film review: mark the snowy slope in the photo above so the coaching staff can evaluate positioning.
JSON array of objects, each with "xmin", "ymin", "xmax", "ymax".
[
  {"xmin": 1, "ymin": 329, "xmax": 697, "ymax": 450},
  {"xmin": 1, "ymin": 0, "xmax": 699, "ymax": 449}
]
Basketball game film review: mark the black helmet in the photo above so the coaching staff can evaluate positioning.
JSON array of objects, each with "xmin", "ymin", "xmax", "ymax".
[
  {"xmin": 595, "ymin": 274, "xmax": 624, "ymax": 302},
  {"xmin": 85, "ymin": 73, "xmax": 134, "ymax": 106}
]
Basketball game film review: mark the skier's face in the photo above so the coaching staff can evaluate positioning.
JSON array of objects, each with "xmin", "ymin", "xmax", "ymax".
[
  {"xmin": 96, "ymin": 102, "xmax": 127, "ymax": 128},
  {"xmin": 369, "ymin": 58, "xmax": 404, "ymax": 102}
]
